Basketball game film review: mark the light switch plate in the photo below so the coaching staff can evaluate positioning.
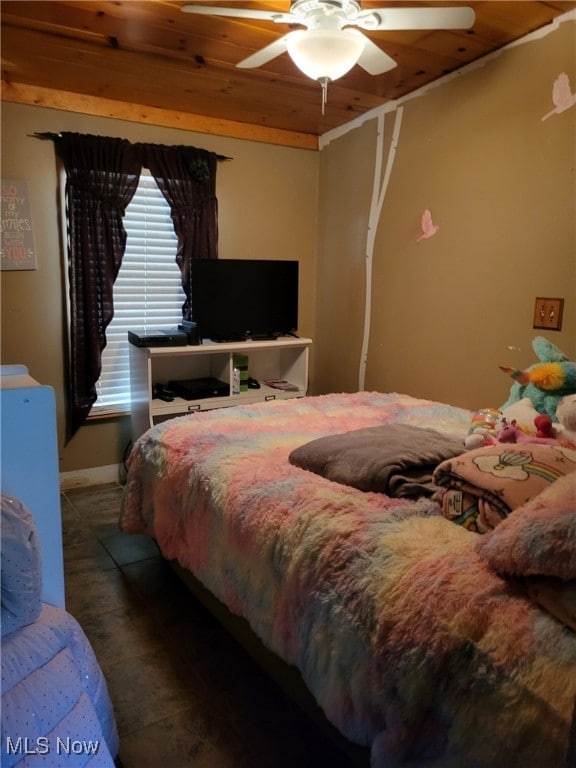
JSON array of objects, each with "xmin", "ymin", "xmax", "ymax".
[{"xmin": 533, "ymin": 297, "xmax": 564, "ymax": 331}]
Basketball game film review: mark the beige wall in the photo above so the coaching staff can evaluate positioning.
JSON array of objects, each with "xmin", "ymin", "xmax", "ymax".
[
  {"xmin": 1, "ymin": 105, "xmax": 319, "ymax": 472},
  {"xmin": 314, "ymin": 15, "xmax": 576, "ymax": 412}
]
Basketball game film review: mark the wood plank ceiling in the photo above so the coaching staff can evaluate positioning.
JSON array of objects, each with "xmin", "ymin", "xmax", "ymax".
[{"xmin": 2, "ymin": 1, "xmax": 575, "ymax": 148}]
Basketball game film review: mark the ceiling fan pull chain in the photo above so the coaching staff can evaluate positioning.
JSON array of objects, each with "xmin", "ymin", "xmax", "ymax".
[{"xmin": 320, "ymin": 77, "xmax": 329, "ymax": 114}]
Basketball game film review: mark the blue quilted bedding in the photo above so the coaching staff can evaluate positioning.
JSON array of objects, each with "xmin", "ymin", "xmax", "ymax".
[
  {"xmin": 1, "ymin": 604, "xmax": 119, "ymax": 767},
  {"xmin": 1, "ymin": 494, "xmax": 118, "ymax": 767}
]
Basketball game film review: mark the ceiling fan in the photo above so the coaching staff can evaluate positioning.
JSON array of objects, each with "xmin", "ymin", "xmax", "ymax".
[{"xmin": 181, "ymin": 1, "xmax": 476, "ymax": 110}]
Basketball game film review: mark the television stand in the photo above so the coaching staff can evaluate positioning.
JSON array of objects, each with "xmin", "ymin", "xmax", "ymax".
[{"xmin": 129, "ymin": 337, "xmax": 312, "ymax": 441}]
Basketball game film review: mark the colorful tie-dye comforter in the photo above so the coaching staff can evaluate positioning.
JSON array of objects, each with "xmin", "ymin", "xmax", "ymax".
[{"xmin": 120, "ymin": 392, "xmax": 576, "ymax": 768}]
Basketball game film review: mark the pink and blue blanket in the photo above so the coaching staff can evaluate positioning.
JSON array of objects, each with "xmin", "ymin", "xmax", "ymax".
[{"xmin": 121, "ymin": 391, "xmax": 576, "ymax": 768}]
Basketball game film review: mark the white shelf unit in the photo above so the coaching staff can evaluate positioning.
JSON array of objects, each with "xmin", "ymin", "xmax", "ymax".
[{"xmin": 129, "ymin": 337, "xmax": 312, "ymax": 441}]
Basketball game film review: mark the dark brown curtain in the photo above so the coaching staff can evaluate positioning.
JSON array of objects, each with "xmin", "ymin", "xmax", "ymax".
[
  {"xmin": 54, "ymin": 133, "xmax": 221, "ymax": 437},
  {"xmin": 144, "ymin": 144, "xmax": 219, "ymax": 320},
  {"xmin": 55, "ymin": 133, "xmax": 141, "ymax": 437}
]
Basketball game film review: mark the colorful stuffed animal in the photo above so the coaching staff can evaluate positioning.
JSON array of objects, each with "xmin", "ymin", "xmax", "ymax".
[
  {"xmin": 464, "ymin": 407, "xmax": 502, "ymax": 449},
  {"xmin": 534, "ymin": 414, "xmax": 554, "ymax": 439},
  {"xmin": 496, "ymin": 417, "xmax": 557, "ymax": 445},
  {"xmin": 499, "ymin": 336, "xmax": 576, "ymax": 421}
]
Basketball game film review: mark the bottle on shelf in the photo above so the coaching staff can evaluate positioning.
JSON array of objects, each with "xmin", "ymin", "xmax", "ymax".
[{"xmin": 232, "ymin": 366, "xmax": 241, "ymax": 395}]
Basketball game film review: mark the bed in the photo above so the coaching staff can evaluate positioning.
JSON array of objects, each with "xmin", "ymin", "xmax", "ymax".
[
  {"xmin": 1, "ymin": 494, "xmax": 119, "ymax": 768},
  {"xmin": 120, "ymin": 391, "xmax": 576, "ymax": 768}
]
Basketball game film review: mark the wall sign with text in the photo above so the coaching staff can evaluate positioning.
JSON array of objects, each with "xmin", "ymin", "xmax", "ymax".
[{"xmin": 1, "ymin": 180, "xmax": 37, "ymax": 271}]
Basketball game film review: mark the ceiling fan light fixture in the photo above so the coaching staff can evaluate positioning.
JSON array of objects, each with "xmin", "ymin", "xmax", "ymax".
[{"xmin": 286, "ymin": 28, "xmax": 365, "ymax": 82}]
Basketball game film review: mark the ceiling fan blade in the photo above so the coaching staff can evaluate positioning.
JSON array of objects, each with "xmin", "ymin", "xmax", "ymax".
[
  {"xmin": 356, "ymin": 34, "xmax": 397, "ymax": 75},
  {"xmin": 181, "ymin": 4, "xmax": 295, "ymax": 24},
  {"xmin": 356, "ymin": 6, "xmax": 475, "ymax": 31},
  {"xmin": 237, "ymin": 36, "xmax": 290, "ymax": 69}
]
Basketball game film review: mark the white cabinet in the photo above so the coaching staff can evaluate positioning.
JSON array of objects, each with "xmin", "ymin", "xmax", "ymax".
[{"xmin": 129, "ymin": 337, "xmax": 312, "ymax": 441}]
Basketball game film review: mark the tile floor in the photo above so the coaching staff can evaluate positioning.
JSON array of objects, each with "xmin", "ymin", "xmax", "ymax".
[{"xmin": 61, "ymin": 482, "xmax": 359, "ymax": 768}]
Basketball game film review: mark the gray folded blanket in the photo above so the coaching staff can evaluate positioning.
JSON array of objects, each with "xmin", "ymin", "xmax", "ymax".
[{"xmin": 289, "ymin": 423, "xmax": 465, "ymax": 498}]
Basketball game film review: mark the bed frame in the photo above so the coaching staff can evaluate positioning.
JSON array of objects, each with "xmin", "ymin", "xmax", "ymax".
[{"xmin": 170, "ymin": 560, "xmax": 370, "ymax": 766}]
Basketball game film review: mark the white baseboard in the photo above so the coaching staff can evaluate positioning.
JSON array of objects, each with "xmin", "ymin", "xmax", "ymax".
[{"xmin": 60, "ymin": 463, "xmax": 123, "ymax": 491}]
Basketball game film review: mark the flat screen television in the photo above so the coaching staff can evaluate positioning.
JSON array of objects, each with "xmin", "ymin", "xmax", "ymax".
[{"xmin": 190, "ymin": 258, "xmax": 299, "ymax": 342}]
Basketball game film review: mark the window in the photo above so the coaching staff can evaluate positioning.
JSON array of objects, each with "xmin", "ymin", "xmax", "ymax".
[
  {"xmin": 93, "ymin": 172, "xmax": 185, "ymax": 416},
  {"xmin": 54, "ymin": 132, "xmax": 219, "ymax": 435}
]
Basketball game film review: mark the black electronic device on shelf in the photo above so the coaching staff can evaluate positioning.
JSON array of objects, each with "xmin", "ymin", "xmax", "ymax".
[
  {"xmin": 128, "ymin": 328, "xmax": 188, "ymax": 347},
  {"xmin": 190, "ymin": 258, "xmax": 299, "ymax": 343},
  {"xmin": 168, "ymin": 377, "xmax": 229, "ymax": 400}
]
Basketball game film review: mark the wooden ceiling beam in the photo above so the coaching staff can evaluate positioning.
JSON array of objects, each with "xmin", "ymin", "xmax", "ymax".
[{"xmin": 1, "ymin": 80, "xmax": 319, "ymax": 150}]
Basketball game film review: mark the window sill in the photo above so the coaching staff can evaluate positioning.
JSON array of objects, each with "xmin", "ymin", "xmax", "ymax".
[{"xmin": 88, "ymin": 407, "xmax": 131, "ymax": 421}]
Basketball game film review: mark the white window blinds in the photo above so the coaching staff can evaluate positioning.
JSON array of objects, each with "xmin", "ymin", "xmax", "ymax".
[{"xmin": 93, "ymin": 172, "xmax": 185, "ymax": 415}]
